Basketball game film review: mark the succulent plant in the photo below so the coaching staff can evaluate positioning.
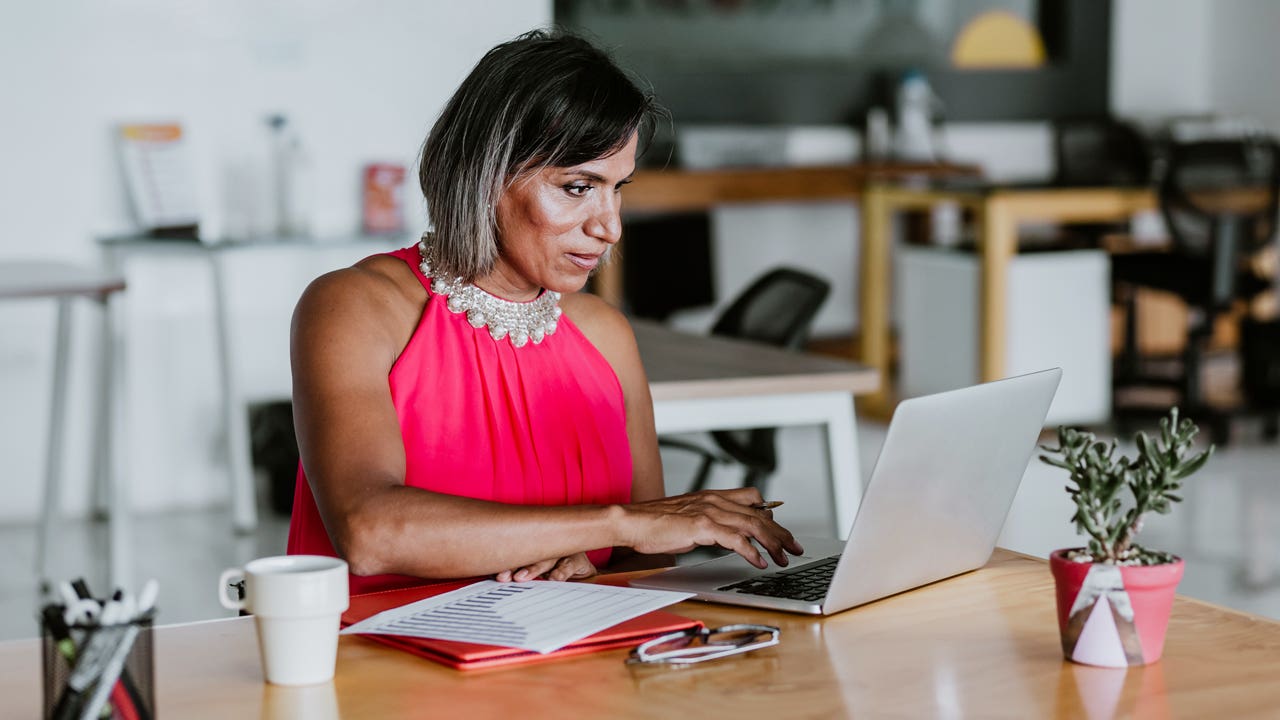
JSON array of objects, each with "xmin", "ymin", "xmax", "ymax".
[{"xmin": 1039, "ymin": 407, "xmax": 1213, "ymax": 565}]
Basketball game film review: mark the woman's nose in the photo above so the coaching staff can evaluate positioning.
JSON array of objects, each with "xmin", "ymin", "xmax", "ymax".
[{"xmin": 586, "ymin": 193, "xmax": 622, "ymax": 245}]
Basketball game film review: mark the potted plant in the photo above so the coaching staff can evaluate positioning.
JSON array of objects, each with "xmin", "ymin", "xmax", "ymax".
[{"xmin": 1039, "ymin": 407, "xmax": 1213, "ymax": 667}]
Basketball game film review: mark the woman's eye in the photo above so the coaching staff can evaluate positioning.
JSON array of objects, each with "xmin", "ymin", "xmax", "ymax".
[{"xmin": 564, "ymin": 183, "xmax": 592, "ymax": 197}]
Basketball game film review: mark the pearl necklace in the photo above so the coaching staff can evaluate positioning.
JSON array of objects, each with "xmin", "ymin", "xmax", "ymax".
[{"xmin": 417, "ymin": 237, "xmax": 562, "ymax": 348}]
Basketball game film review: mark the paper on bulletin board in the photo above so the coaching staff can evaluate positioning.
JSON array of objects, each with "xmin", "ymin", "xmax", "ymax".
[{"xmin": 117, "ymin": 122, "xmax": 201, "ymax": 231}]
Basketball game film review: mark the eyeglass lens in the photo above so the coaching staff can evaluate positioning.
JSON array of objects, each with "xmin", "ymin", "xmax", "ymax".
[
  {"xmin": 633, "ymin": 625, "xmax": 778, "ymax": 665},
  {"xmin": 649, "ymin": 627, "xmax": 769, "ymax": 653}
]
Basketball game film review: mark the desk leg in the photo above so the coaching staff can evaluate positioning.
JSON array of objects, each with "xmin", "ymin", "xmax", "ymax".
[
  {"xmin": 978, "ymin": 199, "xmax": 1016, "ymax": 383},
  {"xmin": 104, "ymin": 291, "xmax": 132, "ymax": 588},
  {"xmin": 36, "ymin": 299, "xmax": 72, "ymax": 581},
  {"xmin": 860, "ymin": 188, "xmax": 891, "ymax": 413},
  {"xmin": 209, "ymin": 253, "xmax": 257, "ymax": 533},
  {"xmin": 92, "ymin": 247, "xmax": 124, "ymax": 519},
  {"xmin": 821, "ymin": 394, "xmax": 862, "ymax": 540},
  {"xmin": 89, "ymin": 294, "xmax": 112, "ymax": 520}
]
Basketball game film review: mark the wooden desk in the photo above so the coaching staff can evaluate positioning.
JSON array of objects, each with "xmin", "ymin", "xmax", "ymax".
[
  {"xmin": 635, "ymin": 321, "xmax": 877, "ymax": 536},
  {"xmin": 6, "ymin": 549, "xmax": 1280, "ymax": 718},
  {"xmin": 0, "ymin": 262, "xmax": 128, "ymax": 586},
  {"xmin": 859, "ymin": 184, "xmax": 1158, "ymax": 414},
  {"xmin": 599, "ymin": 162, "xmax": 980, "ymax": 307}
]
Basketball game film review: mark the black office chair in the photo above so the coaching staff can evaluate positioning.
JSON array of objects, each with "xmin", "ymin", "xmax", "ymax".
[
  {"xmin": 659, "ymin": 267, "xmax": 831, "ymax": 494},
  {"xmin": 1054, "ymin": 118, "xmax": 1151, "ymax": 188},
  {"xmin": 1051, "ymin": 118, "xmax": 1152, "ymax": 248},
  {"xmin": 1112, "ymin": 137, "xmax": 1280, "ymax": 442}
]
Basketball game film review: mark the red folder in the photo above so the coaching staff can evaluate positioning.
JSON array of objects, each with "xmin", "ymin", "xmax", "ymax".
[{"xmin": 341, "ymin": 580, "xmax": 701, "ymax": 671}]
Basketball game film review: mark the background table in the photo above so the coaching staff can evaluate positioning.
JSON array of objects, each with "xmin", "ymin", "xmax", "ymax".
[
  {"xmin": 600, "ymin": 162, "xmax": 981, "ymax": 308},
  {"xmin": 636, "ymin": 320, "xmax": 876, "ymax": 537},
  {"xmin": 0, "ymin": 261, "xmax": 128, "ymax": 585},
  {"xmin": 859, "ymin": 183, "xmax": 1158, "ymax": 415},
  {"xmin": 5, "ymin": 549, "xmax": 1280, "ymax": 718}
]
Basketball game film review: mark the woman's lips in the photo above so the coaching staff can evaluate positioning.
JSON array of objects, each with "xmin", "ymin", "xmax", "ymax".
[{"xmin": 567, "ymin": 252, "xmax": 600, "ymax": 270}]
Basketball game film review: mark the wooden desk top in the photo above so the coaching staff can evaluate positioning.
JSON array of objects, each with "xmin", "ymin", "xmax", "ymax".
[
  {"xmin": 865, "ymin": 181, "xmax": 1272, "ymax": 222},
  {"xmin": 865, "ymin": 182, "xmax": 1159, "ymax": 219},
  {"xmin": 625, "ymin": 162, "xmax": 979, "ymax": 214},
  {"xmin": 4, "ymin": 549, "xmax": 1279, "ymax": 718},
  {"xmin": 633, "ymin": 320, "xmax": 878, "ymax": 402}
]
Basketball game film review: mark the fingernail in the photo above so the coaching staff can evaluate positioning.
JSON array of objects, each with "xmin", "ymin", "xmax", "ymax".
[{"xmin": 514, "ymin": 571, "xmax": 527, "ymax": 581}]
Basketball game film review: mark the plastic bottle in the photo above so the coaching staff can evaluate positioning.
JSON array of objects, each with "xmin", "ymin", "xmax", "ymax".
[
  {"xmin": 894, "ymin": 71, "xmax": 937, "ymax": 162},
  {"xmin": 265, "ymin": 114, "xmax": 311, "ymax": 238},
  {"xmin": 865, "ymin": 106, "xmax": 892, "ymax": 161}
]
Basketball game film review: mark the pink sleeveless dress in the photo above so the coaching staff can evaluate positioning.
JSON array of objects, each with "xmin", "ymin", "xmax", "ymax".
[{"xmin": 287, "ymin": 246, "xmax": 634, "ymax": 595}]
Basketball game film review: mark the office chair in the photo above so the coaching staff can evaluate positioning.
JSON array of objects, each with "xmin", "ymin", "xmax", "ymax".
[
  {"xmin": 659, "ymin": 267, "xmax": 831, "ymax": 494},
  {"xmin": 1112, "ymin": 137, "xmax": 1280, "ymax": 443},
  {"xmin": 1054, "ymin": 118, "xmax": 1151, "ymax": 188},
  {"xmin": 1051, "ymin": 118, "xmax": 1152, "ymax": 248}
]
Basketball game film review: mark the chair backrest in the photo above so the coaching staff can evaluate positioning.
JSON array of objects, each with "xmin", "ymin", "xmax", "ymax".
[
  {"xmin": 1159, "ymin": 138, "xmax": 1280, "ymax": 310},
  {"xmin": 710, "ymin": 267, "xmax": 831, "ymax": 350},
  {"xmin": 707, "ymin": 267, "xmax": 831, "ymax": 479},
  {"xmin": 1053, "ymin": 118, "xmax": 1151, "ymax": 187},
  {"xmin": 1160, "ymin": 138, "xmax": 1280, "ymax": 256}
]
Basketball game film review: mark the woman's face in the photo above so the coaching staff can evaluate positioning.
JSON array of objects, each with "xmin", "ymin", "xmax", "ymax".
[{"xmin": 482, "ymin": 132, "xmax": 638, "ymax": 300}]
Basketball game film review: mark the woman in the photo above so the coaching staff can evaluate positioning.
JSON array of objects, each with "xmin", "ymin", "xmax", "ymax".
[{"xmin": 287, "ymin": 30, "xmax": 802, "ymax": 595}]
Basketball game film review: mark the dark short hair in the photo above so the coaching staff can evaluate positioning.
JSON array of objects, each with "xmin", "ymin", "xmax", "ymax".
[{"xmin": 419, "ymin": 29, "xmax": 660, "ymax": 281}]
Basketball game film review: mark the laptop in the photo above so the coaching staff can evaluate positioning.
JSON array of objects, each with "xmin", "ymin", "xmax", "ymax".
[{"xmin": 630, "ymin": 368, "xmax": 1062, "ymax": 615}]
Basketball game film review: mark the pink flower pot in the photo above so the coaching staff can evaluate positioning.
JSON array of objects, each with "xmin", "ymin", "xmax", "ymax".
[{"xmin": 1050, "ymin": 549, "xmax": 1184, "ymax": 667}]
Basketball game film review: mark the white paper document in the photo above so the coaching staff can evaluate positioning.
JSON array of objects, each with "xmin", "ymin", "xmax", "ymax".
[{"xmin": 341, "ymin": 581, "xmax": 694, "ymax": 654}]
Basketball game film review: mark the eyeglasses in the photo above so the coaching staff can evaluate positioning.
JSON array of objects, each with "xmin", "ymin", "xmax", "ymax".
[{"xmin": 626, "ymin": 624, "xmax": 780, "ymax": 666}]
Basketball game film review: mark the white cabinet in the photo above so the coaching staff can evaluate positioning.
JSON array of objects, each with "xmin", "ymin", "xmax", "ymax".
[{"xmin": 898, "ymin": 247, "xmax": 1111, "ymax": 425}]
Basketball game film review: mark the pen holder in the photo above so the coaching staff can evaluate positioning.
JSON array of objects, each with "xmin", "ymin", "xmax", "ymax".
[{"xmin": 41, "ymin": 614, "xmax": 155, "ymax": 720}]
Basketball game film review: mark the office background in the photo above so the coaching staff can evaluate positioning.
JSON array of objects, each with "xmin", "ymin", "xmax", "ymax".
[{"xmin": 2, "ymin": 0, "xmax": 1280, "ymax": 638}]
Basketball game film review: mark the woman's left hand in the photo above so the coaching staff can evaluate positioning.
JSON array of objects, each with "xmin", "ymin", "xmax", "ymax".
[{"xmin": 496, "ymin": 552, "xmax": 598, "ymax": 582}]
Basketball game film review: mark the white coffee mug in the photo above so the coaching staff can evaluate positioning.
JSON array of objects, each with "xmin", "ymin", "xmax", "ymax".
[{"xmin": 218, "ymin": 555, "xmax": 349, "ymax": 686}]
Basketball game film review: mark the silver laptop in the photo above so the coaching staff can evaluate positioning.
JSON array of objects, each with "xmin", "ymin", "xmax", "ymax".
[{"xmin": 630, "ymin": 368, "xmax": 1062, "ymax": 615}]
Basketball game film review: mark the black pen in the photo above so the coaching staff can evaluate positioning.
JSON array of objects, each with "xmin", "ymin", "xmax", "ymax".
[
  {"xmin": 751, "ymin": 501, "xmax": 784, "ymax": 510},
  {"xmin": 70, "ymin": 578, "xmax": 92, "ymax": 601}
]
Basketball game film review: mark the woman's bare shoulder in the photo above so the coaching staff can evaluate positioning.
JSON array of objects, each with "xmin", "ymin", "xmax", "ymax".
[
  {"xmin": 293, "ymin": 254, "xmax": 425, "ymax": 358},
  {"xmin": 560, "ymin": 291, "xmax": 648, "ymax": 396},
  {"xmin": 301, "ymin": 253, "xmax": 414, "ymax": 299},
  {"xmin": 560, "ymin": 291, "xmax": 634, "ymax": 352}
]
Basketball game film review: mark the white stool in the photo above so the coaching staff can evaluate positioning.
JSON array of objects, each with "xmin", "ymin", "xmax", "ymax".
[{"xmin": 0, "ymin": 262, "xmax": 128, "ymax": 587}]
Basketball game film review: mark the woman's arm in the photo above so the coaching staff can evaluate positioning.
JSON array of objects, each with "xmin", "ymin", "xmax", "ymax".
[{"xmin": 293, "ymin": 260, "xmax": 800, "ymax": 580}]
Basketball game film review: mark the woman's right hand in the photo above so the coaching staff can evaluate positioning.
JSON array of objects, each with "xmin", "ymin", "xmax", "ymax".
[{"xmin": 618, "ymin": 487, "xmax": 805, "ymax": 569}]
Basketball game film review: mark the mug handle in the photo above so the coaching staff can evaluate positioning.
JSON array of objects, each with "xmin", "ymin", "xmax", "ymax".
[{"xmin": 218, "ymin": 568, "xmax": 246, "ymax": 611}]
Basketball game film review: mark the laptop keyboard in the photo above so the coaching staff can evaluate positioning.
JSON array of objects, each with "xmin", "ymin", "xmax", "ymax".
[{"xmin": 717, "ymin": 555, "xmax": 841, "ymax": 603}]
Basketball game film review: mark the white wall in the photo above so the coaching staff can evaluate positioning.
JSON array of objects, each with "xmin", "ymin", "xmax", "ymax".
[
  {"xmin": 1209, "ymin": 0, "xmax": 1280, "ymax": 135},
  {"xmin": 0, "ymin": 1, "xmax": 551, "ymax": 521},
  {"xmin": 1110, "ymin": 0, "xmax": 1213, "ymax": 119}
]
